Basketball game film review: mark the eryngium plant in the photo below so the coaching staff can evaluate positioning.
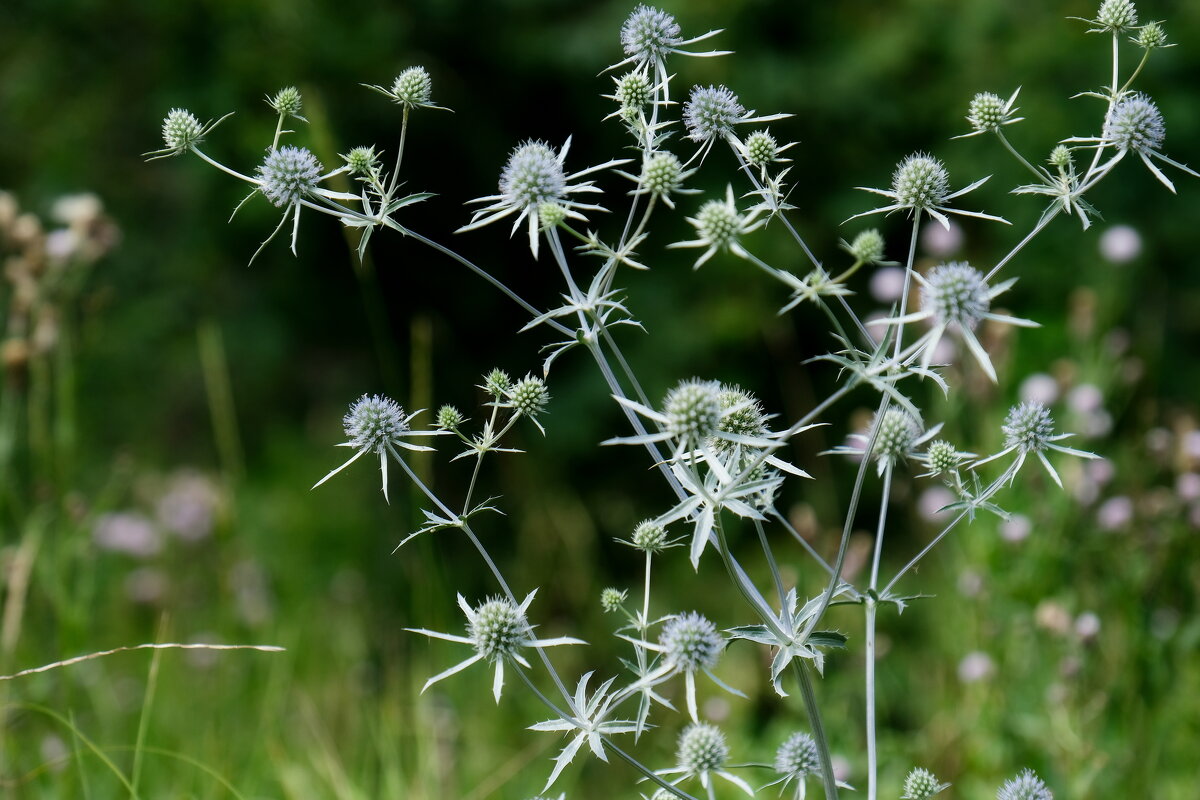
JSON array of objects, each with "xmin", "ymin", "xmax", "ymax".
[{"xmin": 155, "ymin": 3, "xmax": 1194, "ymax": 798}]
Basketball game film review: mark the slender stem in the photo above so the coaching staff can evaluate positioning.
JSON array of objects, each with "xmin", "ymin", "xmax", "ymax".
[
  {"xmin": 642, "ymin": 551, "xmax": 653, "ymax": 630},
  {"xmin": 793, "ymin": 661, "xmax": 840, "ymax": 800},
  {"xmin": 771, "ymin": 509, "xmax": 836, "ymax": 577},
  {"xmin": 754, "ymin": 518, "xmax": 787, "ymax": 607},
  {"xmin": 996, "ymin": 130, "xmax": 1044, "ymax": 181},
  {"xmin": 983, "ymin": 209, "xmax": 1059, "ymax": 283},
  {"xmin": 190, "ymin": 147, "xmax": 257, "ymax": 184},
  {"xmin": 863, "ymin": 465, "xmax": 894, "ymax": 800},
  {"xmin": 891, "ymin": 215, "xmax": 922, "ymax": 361},
  {"xmin": 1118, "ymin": 48, "xmax": 1151, "ymax": 96},
  {"xmin": 271, "ymin": 114, "xmax": 285, "ymax": 151},
  {"xmin": 606, "ymin": 741, "xmax": 702, "ymax": 800},
  {"xmin": 386, "ymin": 107, "xmax": 411, "ymax": 199}
]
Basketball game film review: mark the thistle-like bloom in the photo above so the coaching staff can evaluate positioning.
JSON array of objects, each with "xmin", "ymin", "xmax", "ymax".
[
  {"xmin": 827, "ymin": 407, "xmax": 942, "ymax": 477},
  {"xmin": 1093, "ymin": 94, "xmax": 1199, "ymax": 193},
  {"xmin": 266, "ymin": 86, "xmax": 305, "ymax": 120},
  {"xmin": 257, "ymin": 146, "xmax": 323, "ymax": 208},
  {"xmin": 617, "ymin": 151, "xmax": 699, "ymax": 210},
  {"xmin": 871, "ymin": 262, "xmax": 1038, "ymax": 383},
  {"xmin": 312, "ymin": 394, "xmax": 441, "ymax": 502},
  {"xmin": 681, "ymin": 85, "xmax": 790, "ymax": 159},
  {"xmin": 996, "ymin": 768, "xmax": 1053, "ymax": 800},
  {"xmin": 973, "ymin": 400, "xmax": 1098, "ymax": 487},
  {"xmin": 144, "ymin": 108, "xmax": 232, "ymax": 160},
  {"xmin": 609, "ymin": 6, "xmax": 729, "ymax": 80},
  {"xmin": 504, "ymin": 375, "xmax": 551, "ymax": 434},
  {"xmin": 955, "ymin": 88, "xmax": 1023, "ymax": 138},
  {"xmin": 1134, "ymin": 21, "xmax": 1170, "ymax": 49},
  {"xmin": 362, "ymin": 66, "xmax": 449, "ymax": 111},
  {"xmin": 458, "ymin": 138, "xmax": 628, "ymax": 257},
  {"xmin": 668, "ymin": 185, "xmax": 765, "ymax": 268},
  {"xmin": 917, "ymin": 439, "xmax": 973, "ymax": 477},
  {"xmin": 1076, "ymin": 0, "xmax": 1138, "ymax": 34},
  {"xmin": 656, "ymin": 723, "xmax": 754, "ymax": 797},
  {"xmin": 765, "ymin": 732, "xmax": 821, "ymax": 799},
  {"xmin": 407, "ymin": 590, "xmax": 584, "ymax": 703},
  {"xmin": 848, "ymin": 152, "xmax": 1009, "ymax": 230},
  {"xmin": 902, "ymin": 767, "xmax": 950, "ymax": 799}
]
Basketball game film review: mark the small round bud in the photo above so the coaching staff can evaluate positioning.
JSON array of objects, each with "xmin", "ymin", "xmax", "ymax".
[
  {"xmin": 873, "ymin": 408, "xmax": 921, "ymax": 462},
  {"xmin": 924, "ymin": 440, "xmax": 962, "ymax": 476},
  {"xmin": 659, "ymin": 611, "xmax": 723, "ymax": 672},
  {"xmin": 744, "ymin": 130, "xmax": 778, "ymax": 167},
  {"xmin": 1103, "ymin": 93, "xmax": 1164, "ymax": 153},
  {"xmin": 996, "ymin": 768, "xmax": 1053, "ymax": 800},
  {"xmin": 774, "ymin": 732, "xmax": 819, "ymax": 780},
  {"xmin": 1095, "ymin": 0, "xmax": 1137, "ymax": 34},
  {"xmin": 500, "ymin": 141, "xmax": 567, "ymax": 209},
  {"xmin": 684, "ymin": 85, "xmax": 745, "ymax": 143},
  {"xmin": 483, "ymin": 368, "xmax": 512, "ymax": 398},
  {"xmin": 1048, "ymin": 145, "xmax": 1073, "ymax": 170},
  {"xmin": 537, "ymin": 202, "xmax": 567, "ymax": 230},
  {"xmin": 161, "ymin": 109, "xmax": 204, "ymax": 154},
  {"xmin": 1002, "ymin": 401, "xmax": 1055, "ymax": 454},
  {"xmin": 468, "ymin": 597, "xmax": 532, "ymax": 662},
  {"xmin": 693, "ymin": 197, "xmax": 743, "ymax": 251},
  {"xmin": 663, "ymin": 379, "xmax": 723, "ymax": 446},
  {"xmin": 631, "ymin": 520, "xmax": 668, "ymax": 553},
  {"xmin": 892, "ymin": 154, "xmax": 950, "ymax": 211},
  {"xmin": 621, "ymin": 5, "xmax": 682, "ymax": 62},
  {"xmin": 344, "ymin": 394, "xmax": 409, "ymax": 453},
  {"xmin": 391, "ymin": 66, "xmax": 433, "ymax": 108},
  {"xmin": 902, "ymin": 767, "xmax": 950, "ymax": 799},
  {"xmin": 343, "ymin": 146, "xmax": 380, "ymax": 177},
  {"xmin": 641, "ymin": 152, "xmax": 687, "ymax": 198},
  {"xmin": 257, "ymin": 145, "xmax": 323, "ymax": 208},
  {"xmin": 600, "ymin": 587, "xmax": 627, "ymax": 613},
  {"xmin": 436, "ymin": 404, "xmax": 464, "ymax": 431},
  {"xmin": 1136, "ymin": 21, "xmax": 1168, "ymax": 49},
  {"xmin": 676, "ymin": 723, "xmax": 729, "ymax": 774},
  {"xmin": 967, "ymin": 91, "xmax": 1007, "ymax": 133},
  {"xmin": 615, "ymin": 71, "xmax": 653, "ymax": 110},
  {"xmin": 847, "ymin": 229, "xmax": 886, "ymax": 264},
  {"xmin": 507, "ymin": 375, "xmax": 550, "ymax": 418},
  {"xmin": 268, "ymin": 86, "xmax": 303, "ymax": 118},
  {"xmin": 923, "ymin": 262, "xmax": 990, "ymax": 330}
]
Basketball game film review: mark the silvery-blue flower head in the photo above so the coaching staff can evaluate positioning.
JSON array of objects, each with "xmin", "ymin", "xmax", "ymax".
[
  {"xmin": 923, "ymin": 262, "xmax": 990, "ymax": 330},
  {"xmin": 258, "ymin": 145, "xmax": 323, "ymax": 207},
  {"xmin": 621, "ymin": 5, "xmax": 682, "ymax": 61},
  {"xmin": 893, "ymin": 154, "xmax": 950, "ymax": 211},
  {"xmin": 684, "ymin": 85, "xmax": 745, "ymax": 143},
  {"xmin": 344, "ymin": 394, "xmax": 409, "ymax": 453},
  {"xmin": 663, "ymin": 379, "xmax": 723, "ymax": 446},
  {"xmin": 468, "ymin": 597, "xmax": 532, "ymax": 662},
  {"xmin": 677, "ymin": 723, "xmax": 728, "ymax": 773},
  {"xmin": 1103, "ymin": 93, "xmax": 1165, "ymax": 153},
  {"xmin": 997, "ymin": 768, "xmax": 1053, "ymax": 800},
  {"xmin": 775, "ymin": 732, "xmax": 819, "ymax": 780},
  {"xmin": 499, "ymin": 141, "xmax": 566, "ymax": 210},
  {"xmin": 1002, "ymin": 401, "xmax": 1055, "ymax": 454},
  {"xmin": 659, "ymin": 611, "xmax": 722, "ymax": 672}
]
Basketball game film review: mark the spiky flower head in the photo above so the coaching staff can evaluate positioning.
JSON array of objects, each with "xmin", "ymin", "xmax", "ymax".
[
  {"xmin": 344, "ymin": 394, "xmax": 410, "ymax": 453},
  {"xmin": 1003, "ymin": 401, "xmax": 1055, "ymax": 453},
  {"xmin": 468, "ymin": 596, "xmax": 533, "ymax": 662},
  {"xmin": 967, "ymin": 92, "xmax": 1010, "ymax": 133},
  {"xmin": 615, "ymin": 70, "xmax": 653, "ymax": 110},
  {"xmin": 677, "ymin": 723, "xmax": 729, "ymax": 774},
  {"xmin": 436, "ymin": 404, "xmax": 464, "ymax": 431},
  {"xmin": 631, "ymin": 519, "xmax": 669, "ymax": 553},
  {"xmin": 684, "ymin": 85, "xmax": 745, "ymax": 143},
  {"xmin": 1135, "ymin": 21, "xmax": 1168, "ymax": 49},
  {"xmin": 161, "ymin": 109, "xmax": 204, "ymax": 154},
  {"xmin": 391, "ymin": 66, "xmax": 433, "ymax": 108},
  {"xmin": 874, "ymin": 408, "xmax": 922, "ymax": 462},
  {"xmin": 1048, "ymin": 145, "xmax": 1073, "ymax": 170},
  {"xmin": 846, "ymin": 228, "xmax": 887, "ymax": 264},
  {"xmin": 924, "ymin": 440, "xmax": 962, "ymax": 476},
  {"xmin": 717, "ymin": 386, "xmax": 767, "ymax": 439},
  {"xmin": 342, "ymin": 145, "xmax": 380, "ymax": 177},
  {"xmin": 508, "ymin": 375, "xmax": 550, "ymax": 418},
  {"xmin": 500, "ymin": 141, "xmax": 567, "ymax": 211},
  {"xmin": 257, "ymin": 145, "xmax": 323, "ymax": 208},
  {"xmin": 621, "ymin": 5, "xmax": 682, "ymax": 61},
  {"xmin": 1103, "ymin": 93, "xmax": 1165, "ymax": 153},
  {"xmin": 600, "ymin": 587, "xmax": 627, "ymax": 613},
  {"xmin": 268, "ymin": 86, "xmax": 303, "ymax": 118},
  {"xmin": 996, "ymin": 768, "xmax": 1053, "ymax": 800},
  {"xmin": 663, "ymin": 379, "xmax": 723, "ymax": 446},
  {"xmin": 694, "ymin": 196, "xmax": 743, "ymax": 249},
  {"xmin": 744, "ymin": 130, "xmax": 778, "ymax": 167},
  {"xmin": 903, "ymin": 767, "xmax": 950, "ymax": 799},
  {"xmin": 641, "ymin": 152, "xmax": 687, "ymax": 198},
  {"xmin": 659, "ymin": 612, "xmax": 723, "ymax": 672},
  {"xmin": 923, "ymin": 262, "xmax": 990, "ymax": 330},
  {"xmin": 893, "ymin": 154, "xmax": 951, "ymax": 211},
  {"xmin": 1095, "ymin": 0, "xmax": 1138, "ymax": 33},
  {"xmin": 774, "ymin": 732, "xmax": 819, "ymax": 780},
  {"xmin": 483, "ymin": 368, "xmax": 512, "ymax": 399},
  {"xmin": 537, "ymin": 202, "xmax": 567, "ymax": 230}
]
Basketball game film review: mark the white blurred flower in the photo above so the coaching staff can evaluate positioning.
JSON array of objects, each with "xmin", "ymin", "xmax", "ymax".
[
  {"xmin": 93, "ymin": 512, "xmax": 161, "ymax": 557},
  {"xmin": 1096, "ymin": 495, "xmax": 1133, "ymax": 530},
  {"xmin": 1019, "ymin": 373, "xmax": 1059, "ymax": 406},
  {"xmin": 1000, "ymin": 513, "xmax": 1032, "ymax": 542},
  {"xmin": 921, "ymin": 218, "xmax": 963, "ymax": 257},
  {"xmin": 1099, "ymin": 224, "xmax": 1142, "ymax": 263},
  {"xmin": 869, "ymin": 266, "xmax": 906, "ymax": 303},
  {"xmin": 957, "ymin": 651, "xmax": 995, "ymax": 683}
]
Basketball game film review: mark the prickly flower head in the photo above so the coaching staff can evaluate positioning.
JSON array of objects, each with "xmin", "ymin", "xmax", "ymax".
[
  {"xmin": 161, "ymin": 109, "xmax": 204, "ymax": 154},
  {"xmin": 391, "ymin": 66, "xmax": 433, "ymax": 108},
  {"xmin": 500, "ymin": 141, "xmax": 567, "ymax": 210},
  {"xmin": 893, "ymin": 154, "xmax": 950, "ymax": 211},
  {"xmin": 468, "ymin": 597, "xmax": 532, "ymax": 662},
  {"xmin": 847, "ymin": 228, "xmax": 887, "ymax": 264},
  {"xmin": 641, "ymin": 152, "xmax": 687, "ymax": 198},
  {"xmin": 996, "ymin": 768, "xmax": 1053, "ymax": 800},
  {"xmin": 677, "ymin": 723, "xmax": 729, "ymax": 774},
  {"xmin": 621, "ymin": 5, "xmax": 682, "ymax": 61},
  {"xmin": 967, "ymin": 92, "xmax": 1009, "ymax": 133},
  {"xmin": 483, "ymin": 368, "xmax": 513, "ymax": 398},
  {"xmin": 1095, "ymin": 0, "xmax": 1138, "ymax": 33},
  {"xmin": 659, "ymin": 611, "xmax": 723, "ymax": 672},
  {"xmin": 874, "ymin": 408, "xmax": 922, "ymax": 462},
  {"xmin": 744, "ymin": 130, "xmax": 778, "ymax": 167},
  {"xmin": 343, "ymin": 145, "xmax": 380, "ymax": 176},
  {"xmin": 600, "ymin": 587, "xmax": 627, "ymax": 613},
  {"xmin": 631, "ymin": 519, "xmax": 668, "ymax": 553},
  {"xmin": 694, "ymin": 196, "xmax": 743, "ymax": 249},
  {"xmin": 1048, "ymin": 145, "xmax": 1073, "ymax": 170},
  {"xmin": 257, "ymin": 145, "xmax": 323, "ymax": 207},
  {"xmin": 684, "ymin": 85, "xmax": 745, "ymax": 143},
  {"xmin": 344, "ymin": 394, "xmax": 410, "ymax": 453},
  {"xmin": 774, "ymin": 732, "xmax": 819, "ymax": 780},
  {"xmin": 1136, "ymin": 21, "xmax": 1168, "ymax": 49},
  {"xmin": 924, "ymin": 440, "xmax": 962, "ymax": 476},
  {"xmin": 268, "ymin": 86, "xmax": 303, "ymax": 117},
  {"xmin": 923, "ymin": 262, "xmax": 990, "ymax": 330},
  {"xmin": 615, "ymin": 70, "xmax": 653, "ymax": 109},
  {"xmin": 902, "ymin": 767, "xmax": 950, "ymax": 799},
  {"xmin": 1103, "ymin": 93, "xmax": 1165, "ymax": 153},
  {"xmin": 507, "ymin": 375, "xmax": 550, "ymax": 418},
  {"xmin": 663, "ymin": 379, "xmax": 723, "ymax": 445},
  {"xmin": 1002, "ymin": 401, "xmax": 1055, "ymax": 453}
]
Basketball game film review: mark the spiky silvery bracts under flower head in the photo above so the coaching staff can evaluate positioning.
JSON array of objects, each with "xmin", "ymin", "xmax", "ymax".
[
  {"xmin": 344, "ymin": 394, "xmax": 410, "ymax": 453},
  {"xmin": 435, "ymin": 404, "xmax": 464, "ymax": 431},
  {"xmin": 744, "ymin": 130, "xmax": 778, "ymax": 167},
  {"xmin": 847, "ymin": 228, "xmax": 886, "ymax": 264},
  {"xmin": 923, "ymin": 262, "xmax": 990, "ymax": 330},
  {"xmin": 677, "ymin": 723, "xmax": 729, "ymax": 774},
  {"xmin": 774, "ymin": 732, "xmax": 819, "ymax": 780},
  {"xmin": 615, "ymin": 70, "xmax": 653, "ymax": 110},
  {"xmin": 621, "ymin": 5, "xmax": 683, "ymax": 61},
  {"xmin": 343, "ymin": 146, "xmax": 379, "ymax": 177},
  {"xmin": 659, "ymin": 611, "xmax": 723, "ymax": 672},
  {"xmin": 1136, "ymin": 20, "xmax": 1168, "ymax": 49},
  {"xmin": 893, "ymin": 154, "xmax": 951, "ymax": 211},
  {"xmin": 599, "ymin": 587, "xmax": 626, "ymax": 613},
  {"xmin": 507, "ymin": 375, "xmax": 550, "ymax": 417},
  {"xmin": 268, "ymin": 86, "xmax": 303, "ymax": 118},
  {"xmin": 874, "ymin": 408, "xmax": 922, "ymax": 462},
  {"xmin": 1003, "ymin": 401, "xmax": 1055, "ymax": 453},
  {"xmin": 903, "ymin": 767, "xmax": 950, "ymax": 798},
  {"xmin": 997, "ymin": 768, "xmax": 1053, "ymax": 800},
  {"xmin": 631, "ymin": 519, "xmax": 669, "ymax": 553},
  {"xmin": 1104, "ymin": 93, "xmax": 1165, "ymax": 153},
  {"xmin": 663, "ymin": 379, "xmax": 723, "ymax": 446},
  {"xmin": 391, "ymin": 66, "xmax": 433, "ymax": 108},
  {"xmin": 161, "ymin": 109, "xmax": 203, "ymax": 154},
  {"xmin": 684, "ymin": 85, "xmax": 745, "ymax": 142},
  {"xmin": 1094, "ymin": 0, "xmax": 1138, "ymax": 33},
  {"xmin": 468, "ymin": 597, "xmax": 533, "ymax": 662},
  {"xmin": 257, "ymin": 146, "xmax": 323, "ymax": 208},
  {"xmin": 501, "ymin": 141, "xmax": 567, "ymax": 209}
]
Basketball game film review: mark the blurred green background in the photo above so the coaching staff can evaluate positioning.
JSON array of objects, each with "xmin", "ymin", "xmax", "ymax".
[{"xmin": 2, "ymin": 0, "xmax": 1199, "ymax": 797}]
